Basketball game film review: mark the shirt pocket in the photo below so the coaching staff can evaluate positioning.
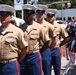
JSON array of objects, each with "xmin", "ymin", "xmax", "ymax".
[
  {"xmin": 5, "ymin": 38, "xmax": 15, "ymax": 45},
  {"xmin": 28, "ymin": 34, "xmax": 39, "ymax": 50},
  {"xmin": 29, "ymin": 34, "xmax": 39, "ymax": 45},
  {"xmin": 2, "ymin": 38, "xmax": 16, "ymax": 52},
  {"xmin": 30, "ymin": 34, "xmax": 39, "ymax": 40}
]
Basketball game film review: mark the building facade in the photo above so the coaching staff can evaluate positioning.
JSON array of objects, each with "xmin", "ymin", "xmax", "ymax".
[{"xmin": 56, "ymin": 8, "xmax": 76, "ymax": 21}]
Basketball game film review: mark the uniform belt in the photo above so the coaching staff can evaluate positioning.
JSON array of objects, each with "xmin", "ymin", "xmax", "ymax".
[
  {"xmin": 52, "ymin": 47, "xmax": 59, "ymax": 50},
  {"xmin": 28, "ymin": 50, "xmax": 39, "ymax": 54},
  {"xmin": 0, "ymin": 58, "xmax": 17, "ymax": 64}
]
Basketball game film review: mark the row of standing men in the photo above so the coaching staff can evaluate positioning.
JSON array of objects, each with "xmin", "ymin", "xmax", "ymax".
[{"xmin": 0, "ymin": 4, "xmax": 69, "ymax": 75}]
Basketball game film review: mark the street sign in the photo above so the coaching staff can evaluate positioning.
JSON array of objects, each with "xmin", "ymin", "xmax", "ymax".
[{"xmin": 14, "ymin": 0, "xmax": 23, "ymax": 10}]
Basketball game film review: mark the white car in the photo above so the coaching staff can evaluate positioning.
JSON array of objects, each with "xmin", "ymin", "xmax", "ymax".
[
  {"xmin": 12, "ymin": 16, "xmax": 25, "ymax": 27},
  {"xmin": 55, "ymin": 20, "xmax": 67, "ymax": 28}
]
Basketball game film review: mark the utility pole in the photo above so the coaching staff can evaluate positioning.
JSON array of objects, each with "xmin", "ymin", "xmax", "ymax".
[{"xmin": 61, "ymin": 0, "xmax": 64, "ymax": 21}]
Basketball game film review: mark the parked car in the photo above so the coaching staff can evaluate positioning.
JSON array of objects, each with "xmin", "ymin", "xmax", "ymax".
[
  {"xmin": 12, "ymin": 16, "xmax": 25, "ymax": 27},
  {"xmin": 55, "ymin": 20, "xmax": 67, "ymax": 28}
]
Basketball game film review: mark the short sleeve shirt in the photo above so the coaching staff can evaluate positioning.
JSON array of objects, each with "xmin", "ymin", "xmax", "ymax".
[
  {"xmin": 53, "ymin": 21, "xmax": 68, "ymax": 47},
  {"xmin": 19, "ymin": 21, "xmax": 50, "ymax": 52},
  {"xmin": 0, "ymin": 24, "xmax": 28, "ymax": 59},
  {"xmin": 42, "ymin": 20, "xmax": 56, "ymax": 38},
  {"xmin": 38, "ymin": 20, "xmax": 56, "ymax": 48}
]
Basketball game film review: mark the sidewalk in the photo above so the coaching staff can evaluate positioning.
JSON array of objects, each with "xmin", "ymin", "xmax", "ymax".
[
  {"xmin": 70, "ymin": 61, "xmax": 76, "ymax": 75},
  {"xmin": 51, "ymin": 45, "xmax": 76, "ymax": 75},
  {"xmin": 52, "ymin": 56, "xmax": 76, "ymax": 75}
]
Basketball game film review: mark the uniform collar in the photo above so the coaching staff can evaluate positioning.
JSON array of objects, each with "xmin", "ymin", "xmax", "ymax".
[
  {"xmin": 25, "ymin": 21, "xmax": 38, "ymax": 33},
  {"xmin": 0, "ymin": 23, "xmax": 13, "ymax": 34}
]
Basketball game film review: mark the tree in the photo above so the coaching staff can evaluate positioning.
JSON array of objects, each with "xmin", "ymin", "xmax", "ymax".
[
  {"xmin": 0, "ymin": 0, "xmax": 14, "ymax": 6},
  {"xmin": 38, "ymin": 0, "xmax": 76, "ymax": 9},
  {"xmin": 70, "ymin": 0, "xmax": 76, "ymax": 8}
]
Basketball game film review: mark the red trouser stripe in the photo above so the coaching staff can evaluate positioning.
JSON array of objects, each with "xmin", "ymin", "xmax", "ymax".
[
  {"xmin": 16, "ymin": 60, "xmax": 20, "ymax": 75},
  {"xmin": 38, "ymin": 52, "xmax": 44, "ymax": 75}
]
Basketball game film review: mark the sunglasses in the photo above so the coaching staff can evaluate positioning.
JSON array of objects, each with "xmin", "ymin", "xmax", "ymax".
[
  {"xmin": 0, "ymin": 11, "xmax": 12, "ymax": 15},
  {"xmin": 24, "ymin": 9, "xmax": 35, "ymax": 14},
  {"xmin": 36, "ymin": 10, "xmax": 45, "ymax": 14},
  {"xmin": 47, "ymin": 13, "xmax": 55, "ymax": 17}
]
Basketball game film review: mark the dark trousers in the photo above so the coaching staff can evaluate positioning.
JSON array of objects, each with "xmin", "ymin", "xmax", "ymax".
[
  {"xmin": 20, "ymin": 52, "xmax": 43, "ymax": 75},
  {"xmin": 0, "ymin": 61, "xmax": 20, "ymax": 75},
  {"xmin": 51, "ymin": 47, "xmax": 61, "ymax": 75},
  {"xmin": 19, "ymin": 60, "xmax": 26, "ymax": 75},
  {"xmin": 40, "ymin": 48, "xmax": 51, "ymax": 75}
]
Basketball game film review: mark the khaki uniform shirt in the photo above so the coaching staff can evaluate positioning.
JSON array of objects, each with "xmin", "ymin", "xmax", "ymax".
[
  {"xmin": 0, "ymin": 24, "xmax": 28, "ymax": 60},
  {"xmin": 19, "ymin": 21, "xmax": 50, "ymax": 54},
  {"xmin": 53, "ymin": 22, "xmax": 68, "ymax": 48},
  {"xmin": 39, "ymin": 20, "xmax": 56, "ymax": 48}
]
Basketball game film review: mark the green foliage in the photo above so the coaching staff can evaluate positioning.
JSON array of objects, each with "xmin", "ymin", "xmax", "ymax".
[
  {"xmin": 38, "ymin": 0, "xmax": 76, "ymax": 9},
  {"xmin": 0, "ymin": 0, "xmax": 14, "ymax": 6},
  {"xmin": 70, "ymin": 0, "xmax": 76, "ymax": 8},
  {"xmin": 39, "ymin": 0, "xmax": 43, "ymax": 2},
  {"xmin": 16, "ymin": 11, "xmax": 22, "ymax": 18}
]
